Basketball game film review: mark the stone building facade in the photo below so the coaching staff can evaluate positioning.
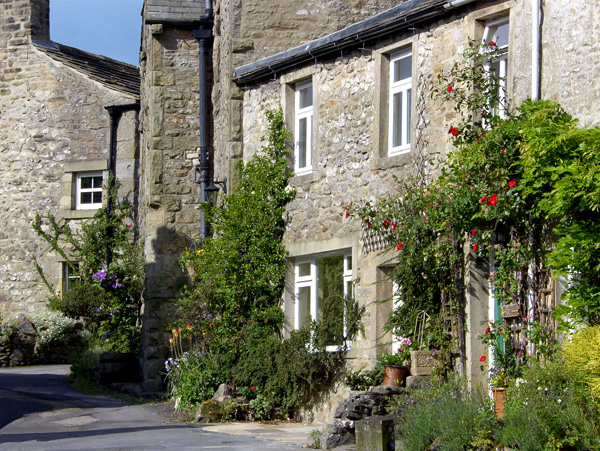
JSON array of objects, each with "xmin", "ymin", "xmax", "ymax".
[
  {"xmin": 0, "ymin": 0, "xmax": 139, "ymax": 315},
  {"xmin": 229, "ymin": 0, "xmax": 600, "ymax": 421}
]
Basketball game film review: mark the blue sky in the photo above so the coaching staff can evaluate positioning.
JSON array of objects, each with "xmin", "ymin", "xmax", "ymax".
[{"xmin": 50, "ymin": 0, "xmax": 144, "ymax": 66}]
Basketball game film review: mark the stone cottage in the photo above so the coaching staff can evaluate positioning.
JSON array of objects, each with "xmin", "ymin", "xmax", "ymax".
[
  {"xmin": 0, "ymin": 0, "xmax": 140, "ymax": 314},
  {"xmin": 225, "ymin": 0, "xmax": 600, "ymax": 421}
]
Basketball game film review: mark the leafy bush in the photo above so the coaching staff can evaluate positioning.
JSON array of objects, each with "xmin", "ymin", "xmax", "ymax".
[
  {"xmin": 34, "ymin": 310, "xmax": 89, "ymax": 349},
  {"xmin": 0, "ymin": 315, "xmax": 19, "ymax": 345},
  {"xmin": 396, "ymin": 379, "xmax": 496, "ymax": 451},
  {"xmin": 165, "ymin": 351, "xmax": 221, "ymax": 409},
  {"xmin": 501, "ymin": 357, "xmax": 600, "ymax": 450},
  {"xmin": 563, "ymin": 325, "xmax": 600, "ymax": 397},
  {"xmin": 345, "ymin": 366, "xmax": 384, "ymax": 391}
]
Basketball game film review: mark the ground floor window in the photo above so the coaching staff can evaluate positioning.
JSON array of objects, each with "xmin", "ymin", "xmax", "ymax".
[
  {"xmin": 63, "ymin": 262, "xmax": 80, "ymax": 292},
  {"xmin": 294, "ymin": 251, "xmax": 352, "ymax": 348}
]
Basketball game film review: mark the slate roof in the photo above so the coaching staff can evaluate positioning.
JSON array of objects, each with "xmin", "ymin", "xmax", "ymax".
[
  {"xmin": 33, "ymin": 40, "xmax": 140, "ymax": 97},
  {"xmin": 145, "ymin": 0, "xmax": 208, "ymax": 24},
  {"xmin": 235, "ymin": 0, "xmax": 462, "ymax": 84}
]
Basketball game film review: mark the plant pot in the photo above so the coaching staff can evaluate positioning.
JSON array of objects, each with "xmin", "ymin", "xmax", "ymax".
[
  {"xmin": 492, "ymin": 387, "xmax": 507, "ymax": 418},
  {"xmin": 410, "ymin": 350, "xmax": 436, "ymax": 376},
  {"xmin": 382, "ymin": 365, "xmax": 408, "ymax": 387}
]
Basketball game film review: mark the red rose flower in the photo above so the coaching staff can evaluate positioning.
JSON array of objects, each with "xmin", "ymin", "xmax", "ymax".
[
  {"xmin": 487, "ymin": 194, "xmax": 498, "ymax": 206},
  {"xmin": 397, "ymin": 242, "xmax": 403, "ymax": 250},
  {"xmin": 480, "ymin": 196, "xmax": 488, "ymax": 204},
  {"xmin": 488, "ymin": 41, "xmax": 496, "ymax": 47},
  {"xmin": 345, "ymin": 210, "xmax": 349, "ymax": 218},
  {"xmin": 484, "ymin": 327, "xmax": 490, "ymax": 334},
  {"xmin": 446, "ymin": 84, "xmax": 454, "ymax": 93},
  {"xmin": 480, "ymin": 355, "xmax": 487, "ymax": 362},
  {"xmin": 509, "ymin": 180, "xmax": 516, "ymax": 188},
  {"xmin": 392, "ymin": 223, "xmax": 397, "ymax": 230},
  {"xmin": 472, "ymin": 228, "xmax": 476, "ymax": 236},
  {"xmin": 472, "ymin": 244, "xmax": 478, "ymax": 251},
  {"xmin": 251, "ymin": 386, "xmax": 257, "ymax": 391},
  {"xmin": 448, "ymin": 127, "xmax": 459, "ymax": 137}
]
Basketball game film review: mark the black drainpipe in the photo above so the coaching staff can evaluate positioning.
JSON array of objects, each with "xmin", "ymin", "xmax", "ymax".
[
  {"xmin": 105, "ymin": 103, "xmax": 140, "ymax": 268},
  {"xmin": 193, "ymin": 0, "xmax": 214, "ymax": 243}
]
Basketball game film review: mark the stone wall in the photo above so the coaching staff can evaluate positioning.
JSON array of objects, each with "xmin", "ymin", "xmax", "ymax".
[{"xmin": 0, "ymin": 0, "xmax": 138, "ymax": 316}]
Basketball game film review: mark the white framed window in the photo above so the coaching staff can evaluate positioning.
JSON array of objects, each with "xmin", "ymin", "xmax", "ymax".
[
  {"xmin": 63, "ymin": 262, "xmax": 80, "ymax": 292},
  {"xmin": 294, "ymin": 80, "xmax": 313, "ymax": 175},
  {"xmin": 483, "ymin": 18, "xmax": 509, "ymax": 118},
  {"xmin": 75, "ymin": 172, "xmax": 103, "ymax": 210},
  {"xmin": 389, "ymin": 49, "xmax": 412, "ymax": 156},
  {"xmin": 294, "ymin": 252, "xmax": 353, "ymax": 350}
]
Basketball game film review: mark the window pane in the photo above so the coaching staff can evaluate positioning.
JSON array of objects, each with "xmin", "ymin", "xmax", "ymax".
[
  {"xmin": 298, "ymin": 262, "xmax": 311, "ymax": 277},
  {"xmin": 494, "ymin": 22, "xmax": 509, "ymax": 47},
  {"xmin": 345, "ymin": 280, "xmax": 353, "ymax": 300},
  {"xmin": 92, "ymin": 176, "xmax": 102, "ymax": 188},
  {"xmin": 345, "ymin": 255, "xmax": 352, "ymax": 271},
  {"xmin": 406, "ymin": 88, "xmax": 412, "ymax": 145},
  {"xmin": 81, "ymin": 192, "xmax": 92, "ymax": 204},
  {"xmin": 394, "ymin": 56, "xmax": 411, "ymax": 82},
  {"xmin": 298, "ymin": 117, "xmax": 307, "ymax": 168},
  {"xmin": 317, "ymin": 255, "xmax": 344, "ymax": 346},
  {"xmin": 299, "ymin": 84, "xmax": 313, "ymax": 109},
  {"xmin": 80, "ymin": 177, "xmax": 93, "ymax": 189},
  {"xmin": 392, "ymin": 92, "xmax": 402, "ymax": 147},
  {"xmin": 298, "ymin": 286, "xmax": 311, "ymax": 329},
  {"xmin": 92, "ymin": 192, "xmax": 102, "ymax": 204}
]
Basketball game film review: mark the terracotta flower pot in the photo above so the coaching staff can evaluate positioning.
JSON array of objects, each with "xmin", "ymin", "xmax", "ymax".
[
  {"xmin": 382, "ymin": 365, "xmax": 408, "ymax": 387},
  {"xmin": 492, "ymin": 387, "xmax": 507, "ymax": 418}
]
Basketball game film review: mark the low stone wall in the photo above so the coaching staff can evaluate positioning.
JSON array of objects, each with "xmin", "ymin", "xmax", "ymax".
[{"xmin": 0, "ymin": 315, "xmax": 86, "ymax": 367}]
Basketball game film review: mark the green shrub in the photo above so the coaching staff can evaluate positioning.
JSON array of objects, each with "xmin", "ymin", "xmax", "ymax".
[
  {"xmin": 563, "ymin": 325, "xmax": 600, "ymax": 398},
  {"xmin": 34, "ymin": 310, "xmax": 89, "ymax": 350},
  {"xmin": 396, "ymin": 379, "xmax": 496, "ymax": 451},
  {"xmin": 501, "ymin": 357, "xmax": 600, "ymax": 450},
  {"xmin": 345, "ymin": 366, "xmax": 384, "ymax": 391},
  {"xmin": 70, "ymin": 349, "xmax": 100, "ymax": 385},
  {"xmin": 48, "ymin": 282, "xmax": 109, "ymax": 322},
  {"xmin": 165, "ymin": 351, "xmax": 221, "ymax": 409}
]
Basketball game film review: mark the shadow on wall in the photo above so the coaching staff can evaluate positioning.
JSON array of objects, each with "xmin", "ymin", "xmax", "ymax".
[{"xmin": 140, "ymin": 224, "xmax": 195, "ymax": 393}]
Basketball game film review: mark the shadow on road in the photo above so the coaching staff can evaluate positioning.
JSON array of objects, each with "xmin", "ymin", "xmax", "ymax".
[{"xmin": 0, "ymin": 424, "xmax": 191, "ymax": 445}]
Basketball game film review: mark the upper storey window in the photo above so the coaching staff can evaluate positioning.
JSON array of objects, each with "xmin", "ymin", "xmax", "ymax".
[
  {"xmin": 483, "ymin": 18, "xmax": 509, "ymax": 118},
  {"xmin": 389, "ymin": 49, "xmax": 412, "ymax": 156},
  {"xmin": 295, "ymin": 80, "xmax": 313, "ymax": 175}
]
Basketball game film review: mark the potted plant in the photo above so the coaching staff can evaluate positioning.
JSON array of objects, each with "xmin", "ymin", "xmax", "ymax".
[
  {"xmin": 378, "ymin": 337, "xmax": 412, "ymax": 387},
  {"xmin": 478, "ymin": 320, "xmax": 523, "ymax": 418}
]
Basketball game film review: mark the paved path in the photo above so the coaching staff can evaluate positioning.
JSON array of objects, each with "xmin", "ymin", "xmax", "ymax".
[{"xmin": 0, "ymin": 365, "xmax": 315, "ymax": 450}]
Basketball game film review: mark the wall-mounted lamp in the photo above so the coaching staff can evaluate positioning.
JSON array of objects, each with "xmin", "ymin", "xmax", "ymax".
[{"xmin": 205, "ymin": 177, "xmax": 227, "ymax": 204}]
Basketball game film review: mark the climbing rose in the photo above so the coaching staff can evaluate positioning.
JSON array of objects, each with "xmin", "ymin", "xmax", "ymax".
[
  {"xmin": 485, "ymin": 327, "xmax": 490, "ymax": 334},
  {"xmin": 472, "ymin": 244, "xmax": 478, "ymax": 251},
  {"xmin": 345, "ymin": 209, "xmax": 349, "ymax": 218},
  {"xmin": 488, "ymin": 41, "xmax": 496, "ymax": 47},
  {"xmin": 448, "ymin": 126, "xmax": 459, "ymax": 137},
  {"xmin": 487, "ymin": 194, "xmax": 498, "ymax": 206},
  {"xmin": 397, "ymin": 242, "xmax": 403, "ymax": 250},
  {"xmin": 472, "ymin": 228, "xmax": 477, "ymax": 236},
  {"xmin": 480, "ymin": 355, "xmax": 487, "ymax": 362},
  {"xmin": 480, "ymin": 196, "xmax": 488, "ymax": 204},
  {"xmin": 392, "ymin": 223, "xmax": 397, "ymax": 230},
  {"xmin": 251, "ymin": 386, "xmax": 257, "ymax": 391},
  {"xmin": 446, "ymin": 83, "xmax": 454, "ymax": 93},
  {"xmin": 509, "ymin": 180, "xmax": 517, "ymax": 188}
]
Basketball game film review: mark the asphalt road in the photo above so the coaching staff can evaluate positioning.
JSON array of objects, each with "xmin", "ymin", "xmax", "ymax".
[{"xmin": 0, "ymin": 365, "xmax": 306, "ymax": 450}]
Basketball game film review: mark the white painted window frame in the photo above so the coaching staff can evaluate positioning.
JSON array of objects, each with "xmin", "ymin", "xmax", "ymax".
[
  {"xmin": 482, "ymin": 18, "xmax": 509, "ymax": 119},
  {"xmin": 63, "ymin": 262, "xmax": 80, "ymax": 292},
  {"xmin": 75, "ymin": 172, "xmax": 103, "ymax": 210},
  {"xmin": 294, "ymin": 80, "xmax": 313, "ymax": 175},
  {"xmin": 294, "ymin": 251, "xmax": 353, "ymax": 351},
  {"xmin": 388, "ymin": 49, "xmax": 412, "ymax": 156}
]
